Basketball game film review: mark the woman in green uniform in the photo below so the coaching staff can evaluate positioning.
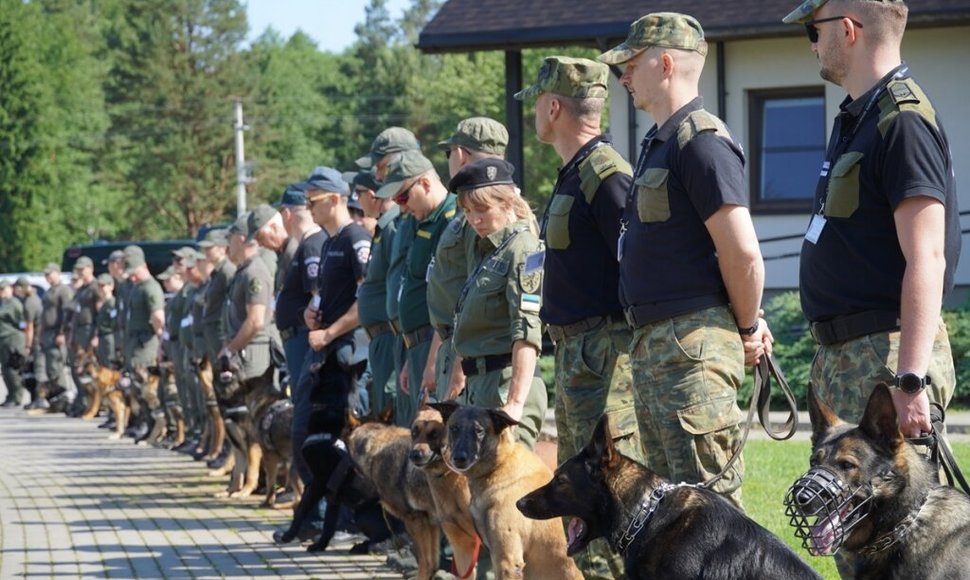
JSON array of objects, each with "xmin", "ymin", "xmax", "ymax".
[{"xmin": 449, "ymin": 159, "xmax": 547, "ymax": 449}]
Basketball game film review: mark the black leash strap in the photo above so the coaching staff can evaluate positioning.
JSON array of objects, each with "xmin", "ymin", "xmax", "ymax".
[
  {"xmin": 701, "ymin": 352, "xmax": 799, "ymax": 489},
  {"xmin": 908, "ymin": 404, "xmax": 970, "ymax": 496}
]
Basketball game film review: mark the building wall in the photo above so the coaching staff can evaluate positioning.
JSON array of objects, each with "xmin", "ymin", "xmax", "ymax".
[{"xmin": 607, "ymin": 26, "xmax": 970, "ymax": 295}]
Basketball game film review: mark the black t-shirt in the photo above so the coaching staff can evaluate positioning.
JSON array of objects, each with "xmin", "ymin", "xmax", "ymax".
[
  {"xmin": 618, "ymin": 98, "xmax": 746, "ymax": 312},
  {"xmin": 316, "ymin": 223, "xmax": 371, "ymax": 330},
  {"xmin": 540, "ymin": 135, "xmax": 630, "ymax": 325},
  {"xmin": 800, "ymin": 68, "xmax": 960, "ymax": 321},
  {"xmin": 276, "ymin": 229, "xmax": 327, "ymax": 332}
]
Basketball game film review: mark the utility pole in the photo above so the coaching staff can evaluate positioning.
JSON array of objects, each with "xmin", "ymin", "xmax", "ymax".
[{"xmin": 233, "ymin": 97, "xmax": 247, "ymax": 217}]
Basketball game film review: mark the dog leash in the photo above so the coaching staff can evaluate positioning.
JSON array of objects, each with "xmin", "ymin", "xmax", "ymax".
[
  {"xmin": 449, "ymin": 535, "xmax": 481, "ymax": 579},
  {"xmin": 700, "ymin": 352, "xmax": 799, "ymax": 489},
  {"xmin": 908, "ymin": 403, "xmax": 970, "ymax": 496}
]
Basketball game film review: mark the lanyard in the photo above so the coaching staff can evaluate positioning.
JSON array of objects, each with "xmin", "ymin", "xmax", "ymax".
[
  {"xmin": 619, "ymin": 130, "xmax": 657, "ymax": 237},
  {"xmin": 454, "ymin": 225, "xmax": 526, "ymax": 318},
  {"xmin": 539, "ymin": 140, "xmax": 606, "ymax": 237}
]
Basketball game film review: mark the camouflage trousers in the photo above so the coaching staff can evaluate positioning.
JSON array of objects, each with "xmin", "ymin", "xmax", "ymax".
[
  {"xmin": 810, "ymin": 318, "xmax": 955, "ymax": 423},
  {"xmin": 554, "ymin": 318, "xmax": 640, "ymax": 580},
  {"xmin": 464, "ymin": 363, "xmax": 547, "ymax": 450},
  {"xmin": 630, "ymin": 305, "xmax": 745, "ymax": 509}
]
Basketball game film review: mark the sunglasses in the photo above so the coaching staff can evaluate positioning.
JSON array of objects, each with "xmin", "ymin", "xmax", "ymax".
[
  {"xmin": 805, "ymin": 16, "xmax": 863, "ymax": 43},
  {"xmin": 445, "ymin": 146, "xmax": 465, "ymax": 160},
  {"xmin": 394, "ymin": 179, "xmax": 419, "ymax": 205}
]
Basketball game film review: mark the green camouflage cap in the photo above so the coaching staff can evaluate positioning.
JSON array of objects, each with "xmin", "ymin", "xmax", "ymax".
[
  {"xmin": 96, "ymin": 273, "xmax": 115, "ymax": 286},
  {"xmin": 782, "ymin": 0, "xmax": 829, "ymax": 23},
  {"xmin": 228, "ymin": 212, "xmax": 252, "ymax": 238},
  {"xmin": 43, "ymin": 262, "xmax": 60, "ymax": 274},
  {"xmin": 376, "ymin": 150, "xmax": 435, "ymax": 199},
  {"xmin": 73, "ymin": 256, "xmax": 94, "ymax": 270},
  {"xmin": 198, "ymin": 228, "xmax": 229, "ymax": 248},
  {"xmin": 355, "ymin": 127, "xmax": 420, "ymax": 169},
  {"xmin": 598, "ymin": 12, "xmax": 708, "ymax": 65},
  {"xmin": 172, "ymin": 246, "xmax": 197, "ymax": 260},
  {"xmin": 514, "ymin": 57, "xmax": 609, "ymax": 101},
  {"xmin": 436, "ymin": 117, "xmax": 509, "ymax": 155}
]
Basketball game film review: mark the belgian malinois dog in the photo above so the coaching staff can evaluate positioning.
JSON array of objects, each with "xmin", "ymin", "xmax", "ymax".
[
  {"xmin": 73, "ymin": 349, "xmax": 102, "ymax": 420},
  {"xmin": 430, "ymin": 401, "xmax": 582, "ymax": 580},
  {"xmin": 88, "ymin": 361, "xmax": 128, "ymax": 439},
  {"xmin": 409, "ymin": 406, "xmax": 479, "ymax": 579},
  {"xmin": 786, "ymin": 383, "xmax": 970, "ymax": 579},
  {"xmin": 517, "ymin": 414, "xmax": 821, "ymax": 580},
  {"xmin": 349, "ymin": 420, "xmax": 440, "ymax": 580}
]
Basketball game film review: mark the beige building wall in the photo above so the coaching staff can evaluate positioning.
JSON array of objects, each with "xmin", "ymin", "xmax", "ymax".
[{"xmin": 606, "ymin": 26, "xmax": 970, "ymax": 293}]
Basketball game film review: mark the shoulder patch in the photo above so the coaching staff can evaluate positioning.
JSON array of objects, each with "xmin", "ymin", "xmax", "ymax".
[
  {"xmin": 677, "ymin": 110, "xmax": 729, "ymax": 149},
  {"xmin": 878, "ymin": 78, "xmax": 938, "ymax": 137},
  {"xmin": 579, "ymin": 146, "xmax": 633, "ymax": 204},
  {"xmin": 248, "ymin": 278, "xmax": 262, "ymax": 296},
  {"xmin": 444, "ymin": 209, "xmax": 456, "ymax": 219}
]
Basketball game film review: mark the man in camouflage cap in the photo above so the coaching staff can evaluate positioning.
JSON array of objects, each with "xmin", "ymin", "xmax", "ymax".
[
  {"xmin": 355, "ymin": 126, "xmax": 421, "ymax": 179},
  {"xmin": 598, "ymin": 13, "xmax": 769, "ymax": 510},
  {"xmin": 28, "ymin": 263, "xmax": 75, "ymax": 411},
  {"xmin": 199, "ymin": 227, "xmax": 235, "ymax": 466},
  {"xmin": 517, "ymin": 56, "xmax": 640, "ymax": 579},
  {"xmin": 437, "ymin": 117, "xmax": 508, "ymax": 158}
]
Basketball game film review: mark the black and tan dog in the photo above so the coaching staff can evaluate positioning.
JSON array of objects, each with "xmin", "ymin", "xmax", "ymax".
[
  {"xmin": 349, "ymin": 419, "xmax": 440, "ymax": 580},
  {"xmin": 786, "ymin": 383, "xmax": 970, "ymax": 579},
  {"xmin": 254, "ymin": 397, "xmax": 300, "ymax": 508},
  {"xmin": 409, "ymin": 406, "xmax": 479, "ymax": 579},
  {"xmin": 431, "ymin": 401, "xmax": 582, "ymax": 580},
  {"xmin": 517, "ymin": 414, "xmax": 821, "ymax": 580}
]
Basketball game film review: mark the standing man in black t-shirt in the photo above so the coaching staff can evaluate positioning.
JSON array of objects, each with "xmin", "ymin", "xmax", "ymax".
[
  {"xmin": 599, "ymin": 13, "xmax": 768, "ymax": 509},
  {"xmin": 301, "ymin": 167, "xmax": 371, "ymax": 440},
  {"xmin": 784, "ymin": 1, "xmax": 958, "ymax": 440},
  {"xmin": 516, "ymin": 56, "xmax": 639, "ymax": 579}
]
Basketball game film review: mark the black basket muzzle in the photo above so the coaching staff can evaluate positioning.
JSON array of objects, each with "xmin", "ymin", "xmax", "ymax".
[{"xmin": 784, "ymin": 466, "xmax": 873, "ymax": 556}]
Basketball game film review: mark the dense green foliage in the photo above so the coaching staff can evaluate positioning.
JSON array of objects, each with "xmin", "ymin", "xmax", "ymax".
[{"xmin": 0, "ymin": 0, "xmax": 602, "ymax": 270}]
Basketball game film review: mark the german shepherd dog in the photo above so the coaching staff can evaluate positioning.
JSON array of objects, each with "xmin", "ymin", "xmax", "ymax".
[
  {"xmin": 72, "ymin": 348, "xmax": 102, "ymax": 420},
  {"xmin": 349, "ymin": 420, "xmax": 441, "ymax": 580},
  {"xmin": 409, "ymin": 406, "xmax": 479, "ymax": 579},
  {"xmin": 85, "ymin": 359, "xmax": 129, "ymax": 439},
  {"xmin": 253, "ymin": 397, "xmax": 300, "ymax": 508},
  {"xmin": 517, "ymin": 414, "xmax": 822, "ymax": 580},
  {"xmin": 274, "ymin": 407, "xmax": 401, "ymax": 554},
  {"xmin": 786, "ymin": 383, "xmax": 970, "ymax": 579},
  {"xmin": 430, "ymin": 401, "xmax": 583, "ymax": 580}
]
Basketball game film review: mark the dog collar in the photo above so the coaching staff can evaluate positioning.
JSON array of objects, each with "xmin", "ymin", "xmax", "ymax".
[
  {"xmin": 612, "ymin": 482, "xmax": 694, "ymax": 553},
  {"xmin": 857, "ymin": 493, "xmax": 929, "ymax": 555}
]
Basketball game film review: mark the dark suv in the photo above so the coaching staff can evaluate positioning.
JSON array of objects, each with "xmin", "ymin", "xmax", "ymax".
[{"xmin": 61, "ymin": 240, "xmax": 198, "ymax": 276}]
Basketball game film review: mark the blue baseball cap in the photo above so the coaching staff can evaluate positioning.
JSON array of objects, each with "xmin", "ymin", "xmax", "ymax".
[
  {"xmin": 275, "ymin": 183, "xmax": 307, "ymax": 207},
  {"xmin": 296, "ymin": 166, "xmax": 349, "ymax": 197}
]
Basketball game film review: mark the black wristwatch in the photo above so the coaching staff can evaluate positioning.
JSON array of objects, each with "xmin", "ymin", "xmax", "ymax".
[
  {"xmin": 737, "ymin": 319, "xmax": 760, "ymax": 336},
  {"xmin": 895, "ymin": 373, "xmax": 930, "ymax": 394}
]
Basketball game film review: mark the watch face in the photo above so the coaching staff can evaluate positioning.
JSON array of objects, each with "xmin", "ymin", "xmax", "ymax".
[{"xmin": 898, "ymin": 373, "xmax": 924, "ymax": 393}]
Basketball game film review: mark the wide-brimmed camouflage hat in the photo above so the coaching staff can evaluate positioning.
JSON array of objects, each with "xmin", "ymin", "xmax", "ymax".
[
  {"xmin": 598, "ymin": 12, "xmax": 708, "ymax": 64},
  {"xmin": 514, "ymin": 57, "xmax": 609, "ymax": 101},
  {"xmin": 437, "ymin": 117, "xmax": 509, "ymax": 155},
  {"xmin": 355, "ymin": 127, "xmax": 421, "ymax": 169}
]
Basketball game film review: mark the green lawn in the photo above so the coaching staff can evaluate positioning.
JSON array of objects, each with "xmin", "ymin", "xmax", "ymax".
[{"xmin": 743, "ymin": 439, "xmax": 970, "ymax": 579}]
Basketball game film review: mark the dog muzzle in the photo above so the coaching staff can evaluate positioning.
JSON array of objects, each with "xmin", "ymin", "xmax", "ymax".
[{"xmin": 784, "ymin": 466, "xmax": 873, "ymax": 556}]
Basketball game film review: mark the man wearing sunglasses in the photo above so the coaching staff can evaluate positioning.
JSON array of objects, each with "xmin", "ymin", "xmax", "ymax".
[
  {"xmin": 376, "ymin": 151, "xmax": 456, "ymax": 426},
  {"xmin": 786, "ymin": 0, "xmax": 958, "ymax": 460}
]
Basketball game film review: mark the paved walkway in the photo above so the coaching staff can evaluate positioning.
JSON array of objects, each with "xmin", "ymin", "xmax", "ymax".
[{"xmin": 0, "ymin": 410, "xmax": 403, "ymax": 579}]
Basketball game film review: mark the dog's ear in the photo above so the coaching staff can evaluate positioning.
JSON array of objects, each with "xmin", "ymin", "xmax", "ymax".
[
  {"xmin": 488, "ymin": 408, "xmax": 520, "ymax": 433},
  {"xmin": 428, "ymin": 400, "xmax": 460, "ymax": 424},
  {"xmin": 807, "ymin": 382, "xmax": 844, "ymax": 448},
  {"xmin": 859, "ymin": 383, "xmax": 904, "ymax": 448},
  {"xmin": 588, "ymin": 414, "xmax": 620, "ymax": 470}
]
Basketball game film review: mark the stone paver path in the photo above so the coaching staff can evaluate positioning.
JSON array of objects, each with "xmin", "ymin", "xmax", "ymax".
[{"xmin": 0, "ymin": 410, "xmax": 403, "ymax": 579}]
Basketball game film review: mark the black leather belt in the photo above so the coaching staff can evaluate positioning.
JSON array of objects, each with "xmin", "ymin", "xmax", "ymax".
[
  {"xmin": 547, "ymin": 313, "xmax": 622, "ymax": 342},
  {"xmin": 624, "ymin": 294, "xmax": 727, "ymax": 329},
  {"xmin": 402, "ymin": 325, "xmax": 434, "ymax": 349},
  {"xmin": 461, "ymin": 353, "xmax": 513, "ymax": 377},
  {"xmin": 436, "ymin": 325, "xmax": 453, "ymax": 341},
  {"xmin": 810, "ymin": 310, "xmax": 900, "ymax": 346},
  {"xmin": 365, "ymin": 321, "xmax": 394, "ymax": 340}
]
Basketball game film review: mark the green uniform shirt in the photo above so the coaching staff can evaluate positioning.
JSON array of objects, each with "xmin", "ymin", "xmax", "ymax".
[
  {"xmin": 164, "ymin": 288, "xmax": 184, "ymax": 342},
  {"xmin": 399, "ymin": 193, "xmax": 457, "ymax": 333},
  {"xmin": 127, "ymin": 277, "xmax": 164, "ymax": 336},
  {"xmin": 20, "ymin": 293, "xmax": 41, "ymax": 347},
  {"xmin": 358, "ymin": 204, "xmax": 401, "ymax": 327},
  {"xmin": 95, "ymin": 296, "xmax": 117, "ymax": 338},
  {"xmin": 258, "ymin": 246, "xmax": 278, "ymax": 289},
  {"xmin": 203, "ymin": 258, "xmax": 235, "ymax": 343},
  {"xmin": 176, "ymin": 283, "xmax": 196, "ymax": 349},
  {"xmin": 71, "ymin": 281, "xmax": 98, "ymax": 328},
  {"xmin": 40, "ymin": 282, "xmax": 73, "ymax": 333},
  {"xmin": 453, "ymin": 220, "xmax": 544, "ymax": 358},
  {"xmin": 427, "ymin": 212, "xmax": 478, "ymax": 332},
  {"xmin": 0, "ymin": 297, "xmax": 26, "ymax": 350},
  {"xmin": 226, "ymin": 255, "xmax": 273, "ymax": 341},
  {"xmin": 191, "ymin": 279, "xmax": 209, "ymax": 358},
  {"xmin": 114, "ymin": 277, "xmax": 132, "ymax": 346},
  {"xmin": 386, "ymin": 214, "xmax": 415, "ymax": 323}
]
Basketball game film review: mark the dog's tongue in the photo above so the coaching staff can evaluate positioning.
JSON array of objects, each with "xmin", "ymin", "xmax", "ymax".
[
  {"xmin": 809, "ymin": 510, "xmax": 842, "ymax": 556},
  {"xmin": 567, "ymin": 518, "xmax": 584, "ymax": 548}
]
